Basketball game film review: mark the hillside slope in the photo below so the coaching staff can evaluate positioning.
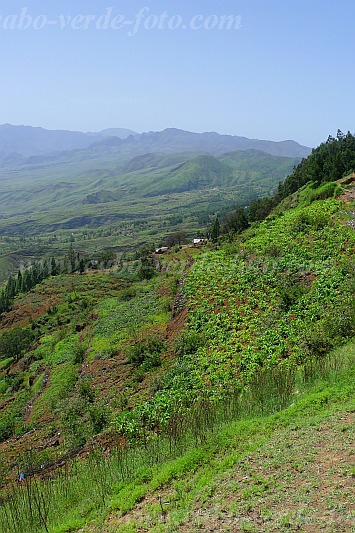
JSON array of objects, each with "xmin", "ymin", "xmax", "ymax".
[
  {"xmin": 0, "ymin": 149, "xmax": 299, "ymax": 278},
  {"xmin": 86, "ymin": 341, "xmax": 355, "ymax": 532},
  {"xmin": 0, "ymin": 179, "xmax": 353, "ymax": 532}
]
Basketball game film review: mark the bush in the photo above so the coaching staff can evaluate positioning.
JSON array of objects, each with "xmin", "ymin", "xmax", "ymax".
[
  {"xmin": 128, "ymin": 335, "xmax": 166, "ymax": 367},
  {"xmin": 0, "ymin": 327, "xmax": 34, "ymax": 361},
  {"xmin": 59, "ymin": 396, "xmax": 90, "ymax": 448},
  {"xmin": 0, "ymin": 415, "xmax": 15, "ymax": 442},
  {"xmin": 9, "ymin": 374, "xmax": 24, "ymax": 392},
  {"xmin": 88, "ymin": 404, "xmax": 108, "ymax": 433},
  {"xmin": 278, "ymin": 276, "xmax": 308, "ymax": 311},
  {"xmin": 119, "ymin": 287, "xmax": 137, "ymax": 301},
  {"xmin": 174, "ymin": 330, "xmax": 206, "ymax": 357},
  {"xmin": 73, "ymin": 344, "xmax": 86, "ymax": 364},
  {"xmin": 302, "ymin": 300, "xmax": 355, "ymax": 358}
]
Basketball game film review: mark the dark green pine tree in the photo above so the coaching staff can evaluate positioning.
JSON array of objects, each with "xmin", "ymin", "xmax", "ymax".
[
  {"xmin": 5, "ymin": 276, "xmax": 17, "ymax": 299},
  {"xmin": 16, "ymin": 270, "xmax": 23, "ymax": 293},
  {"xmin": 68, "ymin": 244, "xmax": 76, "ymax": 273},
  {"xmin": 51, "ymin": 257, "xmax": 58, "ymax": 276},
  {"xmin": 79, "ymin": 258, "xmax": 86, "ymax": 274},
  {"xmin": 210, "ymin": 216, "xmax": 220, "ymax": 242},
  {"xmin": 30, "ymin": 263, "xmax": 40, "ymax": 287},
  {"xmin": 21, "ymin": 270, "xmax": 31, "ymax": 292},
  {"xmin": 0, "ymin": 290, "xmax": 9, "ymax": 314},
  {"xmin": 42, "ymin": 260, "xmax": 49, "ymax": 280}
]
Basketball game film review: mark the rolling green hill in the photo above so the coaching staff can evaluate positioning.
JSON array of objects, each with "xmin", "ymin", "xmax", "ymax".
[
  {"xmin": 0, "ymin": 149, "xmax": 298, "ymax": 225},
  {"xmin": 0, "ymin": 148, "xmax": 300, "ymax": 281},
  {"xmin": 0, "ymin": 127, "xmax": 307, "ymax": 271}
]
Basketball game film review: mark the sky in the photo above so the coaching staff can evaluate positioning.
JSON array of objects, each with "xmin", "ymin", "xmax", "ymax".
[{"xmin": 1, "ymin": 0, "xmax": 355, "ymax": 147}]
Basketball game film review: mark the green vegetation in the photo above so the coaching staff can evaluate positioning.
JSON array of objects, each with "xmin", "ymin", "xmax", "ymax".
[
  {"xmin": 0, "ymin": 134, "xmax": 354, "ymax": 532},
  {"xmin": 219, "ymin": 130, "xmax": 355, "ymax": 227},
  {"xmin": 279, "ymin": 130, "xmax": 355, "ymax": 198},
  {"xmin": 0, "ymin": 340, "xmax": 354, "ymax": 532},
  {"xmin": 0, "ymin": 148, "xmax": 299, "ymax": 280}
]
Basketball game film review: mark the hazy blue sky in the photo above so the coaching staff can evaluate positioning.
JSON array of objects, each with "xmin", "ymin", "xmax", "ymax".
[{"xmin": 1, "ymin": 0, "xmax": 355, "ymax": 147}]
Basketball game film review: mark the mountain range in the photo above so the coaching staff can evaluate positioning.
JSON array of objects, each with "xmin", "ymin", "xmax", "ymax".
[
  {"xmin": 0, "ymin": 124, "xmax": 307, "ymax": 240},
  {"xmin": 0, "ymin": 124, "xmax": 137, "ymax": 164},
  {"xmin": 0, "ymin": 124, "xmax": 311, "ymax": 168}
]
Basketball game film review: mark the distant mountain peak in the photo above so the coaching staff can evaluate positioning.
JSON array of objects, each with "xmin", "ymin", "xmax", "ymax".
[{"xmin": 0, "ymin": 124, "xmax": 311, "ymax": 167}]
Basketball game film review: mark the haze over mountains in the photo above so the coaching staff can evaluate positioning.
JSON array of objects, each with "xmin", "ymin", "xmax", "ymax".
[
  {"xmin": 0, "ymin": 124, "xmax": 138, "ymax": 164},
  {"xmin": 0, "ymin": 124, "xmax": 311, "ymax": 168},
  {"xmin": 0, "ymin": 123, "xmax": 309, "ymax": 243}
]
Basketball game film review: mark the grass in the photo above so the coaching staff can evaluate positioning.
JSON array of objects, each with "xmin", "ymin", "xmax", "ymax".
[
  {"xmin": 91, "ymin": 285, "xmax": 169, "ymax": 359},
  {"xmin": 0, "ymin": 186, "xmax": 353, "ymax": 531},
  {"xmin": 0, "ymin": 339, "xmax": 354, "ymax": 532},
  {"xmin": 30, "ymin": 362, "xmax": 79, "ymax": 423},
  {"xmin": 96, "ymin": 341, "xmax": 355, "ymax": 532}
]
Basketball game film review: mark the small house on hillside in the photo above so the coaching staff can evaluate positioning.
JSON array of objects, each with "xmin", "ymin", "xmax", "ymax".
[
  {"xmin": 192, "ymin": 238, "xmax": 207, "ymax": 246},
  {"xmin": 155, "ymin": 247, "xmax": 170, "ymax": 254}
]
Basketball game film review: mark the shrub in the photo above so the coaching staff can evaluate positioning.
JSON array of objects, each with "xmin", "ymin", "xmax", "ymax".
[
  {"xmin": 59, "ymin": 396, "xmax": 89, "ymax": 448},
  {"xmin": 128, "ymin": 335, "xmax": 166, "ymax": 367},
  {"xmin": 88, "ymin": 404, "xmax": 108, "ymax": 434},
  {"xmin": 0, "ymin": 415, "xmax": 15, "ymax": 442},
  {"xmin": 73, "ymin": 344, "xmax": 86, "ymax": 364},
  {"xmin": 78, "ymin": 377, "xmax": 95, "ymax": 402},
  {"xmin": 278, "ymin": 277, "xmax": 308, "ymax": 311},
  {"xmin": 174, "ymin": 330, "xmax": 206, "ymax": 357},
  {"xmin": 9, "ymin": 374, "xmax": 24, "ymax": 392},
  {"xmin": 0, "ymin": 327, "xmax": 34, "ymax": 362},
  {"xmin": 119, "ymin": 287, "xmax": 137, "ymax": 301}
]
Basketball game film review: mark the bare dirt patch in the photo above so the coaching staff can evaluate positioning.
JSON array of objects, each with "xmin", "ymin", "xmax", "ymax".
[{"xmin": 338, "ymin": 173, "xmax": 355, "ymax": 204}]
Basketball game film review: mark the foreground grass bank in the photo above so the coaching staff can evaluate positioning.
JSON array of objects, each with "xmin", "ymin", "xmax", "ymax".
[{"xmin": 1, "ymin": 340, "xmax": 354, "ymax": 533}]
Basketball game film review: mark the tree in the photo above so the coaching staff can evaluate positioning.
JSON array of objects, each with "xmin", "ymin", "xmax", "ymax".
[
  {"xmin": 279, "ymin": 130, "xmax": 355, "ymax": 199},
  {"xmin": 0, "ymin": 327, "xmax": 34, "ymax": 362},
  {"xmin": 17, "ymin": 271, "xmax": 23, "ymax": 293},
  {"xmin": 247, "ymin": 197, "xmax": 275, "ymax": 222},
  {"xmin": 164, "ymin": 232, "xmax": 187, "ymax": 248},
  {"xmin": 222, "ymin": 207, "xmax": 249, "ymax": 240},
  {"xmin": 68, "ymin": 244, "xmax": 77, "ymax": 273},
  {"xmin": 42, "ymin": 260, "xmax": 49, "ymax": 279},
  {"xmin": 210, "ymin": 216, "xmax": 220, "ymax": 242},
  {"xmin": 138, "ymin": 254, "xmax": 156, "ymax": 280},
  {"xmin": 79, "ymin": 259, "xmax": 86, "ymax": 274},
  {"xmin": 51, "ymin": 257, "xmax": 58, "ymax": 276}
]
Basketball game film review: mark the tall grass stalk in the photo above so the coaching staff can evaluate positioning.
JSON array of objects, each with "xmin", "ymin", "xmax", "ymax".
[{"xmin": 1, "ymin": 341, "xmax": 354, "ymax": 533}]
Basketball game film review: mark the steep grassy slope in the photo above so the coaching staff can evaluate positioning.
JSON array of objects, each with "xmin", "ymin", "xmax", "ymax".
[
  {"xmin": 0, "ymin": 249, "xmax": 196, "ymax": 474},
  {"xmin": 0, "ymin": 180, "xmax": 353, "ymax": 532},
  {"xmin": 1, "ymin": 342, "xmax": 354, "ymax": 533},
  {"xmin": 88, "ymin": 341, "xmax": 355, "ymax": 533}
]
